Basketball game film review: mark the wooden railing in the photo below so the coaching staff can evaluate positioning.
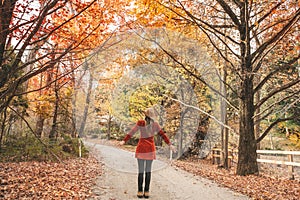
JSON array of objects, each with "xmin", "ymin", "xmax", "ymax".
[
  {"xmin": 257, "ymin": 150, "xmax": 300, "ymax": 166},
  {"xmin": 212, "ymin": 148, "xmax": 300, "ymax": 179},
  {"xmin": 257, "ymin": 150, "xmax": 300, "ymax": 180}
]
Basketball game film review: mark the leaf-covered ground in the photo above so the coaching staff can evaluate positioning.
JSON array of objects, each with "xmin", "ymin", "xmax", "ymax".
[
  {"xmin": 173, "ymin": 158, "xmax": 300, "ymax": 200},
  {"xmin": 0, "ymin": 156, "xmax": 102, "ymax": 199},
  {"xmin": 1, "ymin": 141, "xmax": 300, "ymax": 200}
]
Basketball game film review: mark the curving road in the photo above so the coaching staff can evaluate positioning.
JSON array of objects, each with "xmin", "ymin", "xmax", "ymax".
[{"xmin": 84, "ymin": 140, "xmax": 250, "ymax": 200}]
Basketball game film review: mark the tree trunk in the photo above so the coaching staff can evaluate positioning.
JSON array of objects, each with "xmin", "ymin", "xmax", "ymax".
[
  {"xmin": 255, "ymin": 88, "xmax": 261, "ymax": 150},
  {"xmin": 220, "ymin": 11, "xmax": 229, "ymax": 169},
  {"xmin": 78, "ymin": 70, "xmax": 93, "ymax": 137},
  {"xmin": 236, "ymin": 2, "xmax": 259, "ymax": 176},
  {"xmin": 237, "ymin": 77, "xmax": 258, "ymax": 175},
  {"xmin": 35, "ymin": 114, "xmax": 45, "ymax": 138},
  {"xmin": 0, "ymin": 0, "xmax": 16, "ymax": 67},
  {"xmin": 220, "ymin": 68, "xmax": 229, "ymax": 168},
  {"xmin": 71, "ymin": 72, "xmax": 77, "ymax": 138},
  {"xmin": 107, "ymin": 115, "xmax": 112, "ymax": 140},
  {"xmin": 0, "ymin": 107, "xmax": 8, "ymax": 149},
  {"xmin": 178, "ymin": 119, "xmax": 183, "ymax": 158},
  {"xmin": 155, "ymin": 107, "xmax": 163, "ymax": 146},
  {"xmin": 49, "ymin": 84, "xmax": 59, "ymax": 139}
]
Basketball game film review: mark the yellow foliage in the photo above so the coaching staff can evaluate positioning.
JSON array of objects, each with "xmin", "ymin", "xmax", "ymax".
[{"xmin": 289, "ymin": 134, "xmax": 299, "ymax": 142}]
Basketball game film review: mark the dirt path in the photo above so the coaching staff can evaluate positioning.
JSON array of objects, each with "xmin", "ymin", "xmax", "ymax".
[{"xmin": 84, "ymin": 141, "xmax": 250, "ymax": 200}]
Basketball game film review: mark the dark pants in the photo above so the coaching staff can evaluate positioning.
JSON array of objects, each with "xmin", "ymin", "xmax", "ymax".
[{"xmin": 137, "ymin": 159, "xmax": 153, "ymax": 192}]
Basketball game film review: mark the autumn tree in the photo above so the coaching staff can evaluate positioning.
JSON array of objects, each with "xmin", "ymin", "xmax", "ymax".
[
  {"xmin": 132, "ymin": 0, "xmax": 300, "ymax": 175},
  {"xmin": 0, "ymin": 0, "xmax": 128, "ymax": 152},
  {"xmin": 48, "ymin": 0, "xmax": 128, "ymax": 139},
  {"xmin": 0, "ymin": 0, "xmax": 77, "ymax": 145}
]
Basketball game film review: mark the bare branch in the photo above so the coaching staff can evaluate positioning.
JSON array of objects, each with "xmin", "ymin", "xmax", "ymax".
[
  {"xmin": 256, "ymin": 115, "xmax": 298, "ymax": 143},
  {"xmin": 254, "ymin": 90, "xmax": 300, "ymax": 124},
  {"xmin": 251, "ymin": 8, "xmax": 300, "ymax": 64},
  {"xmin": 165, "ymin": 94, "xmax": 237, "ymax": 134},
  {"xmin": 254, "ymin": 54, "xmax": 300, "ymax": 93},
  {"xmin": 232, "ymin": 0, "xmax": 243, "ymax": 7},
  {"xmin": 169, "ymin": 1, "xmax": 242, "ymax": 80},
  {"xmin": 216, "ymin": 0, "xmax": 241, "ymax": 27},
  {"xmin": 249, "ymin": 2, "xmax": 283, "ymax": 31},
  {"xmin": 255, "ymin": 79, "xmax": 300, "ymax": 110}
]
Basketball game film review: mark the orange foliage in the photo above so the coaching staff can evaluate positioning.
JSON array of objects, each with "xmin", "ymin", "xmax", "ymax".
[{"xmin": 50, "ymin": 0, "xmax": 129, "ymax": 57}]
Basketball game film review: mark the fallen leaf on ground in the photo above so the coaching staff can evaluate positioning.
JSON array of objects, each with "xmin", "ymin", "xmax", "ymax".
[{"xmin": 0, "ymin": 155, "xmax": 102, "ymax": 199}]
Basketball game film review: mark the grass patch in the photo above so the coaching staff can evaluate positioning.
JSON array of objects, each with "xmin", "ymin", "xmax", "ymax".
[{"xmin": 0, "ymin": 135, "xmax": 89, "ymax": 162}]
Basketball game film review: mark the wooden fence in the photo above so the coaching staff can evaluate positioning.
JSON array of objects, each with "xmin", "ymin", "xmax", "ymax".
[
  {"xmin": 212, "ymin": 148, "xmax": 300, "ymax": 179},
  {"xmin": 257, "ymin": 150, "xmax": 300, "ymax": 180}
]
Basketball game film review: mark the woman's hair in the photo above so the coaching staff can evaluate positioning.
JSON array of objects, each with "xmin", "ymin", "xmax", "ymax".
[
  {"xmin": 145, "ymin": 116, "xmax": 154, "ymax": 133},
  {"xmin": 145, "ymin": 116, "xmax": 154, "ymax": 124}
]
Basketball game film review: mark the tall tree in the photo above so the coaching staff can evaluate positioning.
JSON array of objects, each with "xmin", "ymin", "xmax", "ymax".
[
  {"xmin": 49, "ymin": 0, "xmax": 128, "ymax": 138},
  {"xmin": 78, "ymin": 63, "xmax": 93, "ymax": 138},
  {"xmin": 0, "ymin": 0, "xmax": 128, "ymax": 142},
  {"xmin": 132, "ymin": 0, "xmax": 300, "ymax": 175}
]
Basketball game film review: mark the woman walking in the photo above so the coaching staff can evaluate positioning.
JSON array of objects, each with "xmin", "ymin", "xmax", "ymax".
[{"xmin": 120, "ymin": 108, "xmax": 175, "ymax": 198}]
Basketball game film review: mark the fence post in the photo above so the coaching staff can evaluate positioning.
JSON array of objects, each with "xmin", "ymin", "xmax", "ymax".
[{"xmin": 288, "ymin": 154, "xmax": 294, "ymax": 180}]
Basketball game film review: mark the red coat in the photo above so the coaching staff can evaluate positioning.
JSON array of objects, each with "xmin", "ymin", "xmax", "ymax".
[{"xmin": 123, "ymin": 120, "xmax": 171, "ymax": 160}]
